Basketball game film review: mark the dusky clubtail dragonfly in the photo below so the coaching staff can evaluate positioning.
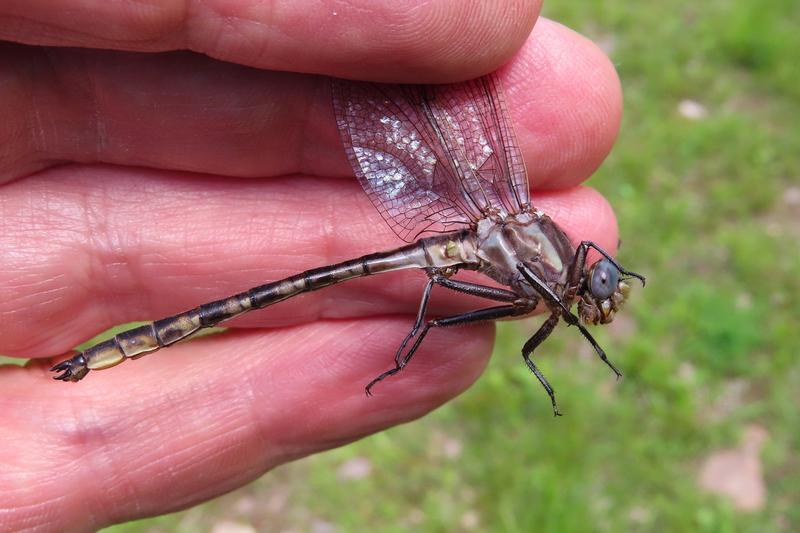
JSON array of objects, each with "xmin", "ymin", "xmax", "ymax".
[{"xmin": 51, "ymin": 73, "xmax": 644, "ymax": 415}]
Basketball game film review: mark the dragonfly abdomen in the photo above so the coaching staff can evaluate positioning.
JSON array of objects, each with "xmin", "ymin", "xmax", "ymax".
[{"xmin": 51, "ymin": 240, "xmax": 435, "ymax": 382}]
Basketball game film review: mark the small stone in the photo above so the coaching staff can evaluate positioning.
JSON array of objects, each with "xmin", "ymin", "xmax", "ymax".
[
  {"xmin": 337, "ymin": 456, "xmax": 372, "ymax": 480},
  {"xmin": 311, "ymin": 519, "xmax": 337, "ymax": 533},
  {"xmin": 628, "ymin": 505, "xmax": 652, "ymax": 525},
  {"xmin": 678, "ymin": 362, "xmax": 696, "ymax": 383},
  {"xmin": 697, "ymin": 424, "xmax": 768, "ymax": 511},
  {"xmin": 735, "ymin": 292, "xmax": 753, "ymax": 310},
  {"xmin": 460, "ymin": 510, "xmax": 480, "ymax": 530},
  {"xmin": 678, "ymin": 99, "xmax": 708, "ymax": 120},
  {"xmin": 211, "ymin": 521, "xmax": 257, "ymax": 533},
  {"xmin": 784, "ymin": 186, "xmax": 800, "ymax": 206},
  {"xmin": 234, "ymin": 496, "xmax": 255, "ymax": 514},
  {"xmin": 442, "ymin": 437, "xmax": 463, "ymax": 459}
]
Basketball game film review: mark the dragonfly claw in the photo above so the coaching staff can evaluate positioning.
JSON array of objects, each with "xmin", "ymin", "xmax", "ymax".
[{"xmin": 50, "ymin": 354, "xmax": 89, "ymax": 382}]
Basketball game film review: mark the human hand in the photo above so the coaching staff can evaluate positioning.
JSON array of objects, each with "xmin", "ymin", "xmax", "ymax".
[{"xmin": 0, "ymin": 1, "xmax": 622, "ymax": 529}]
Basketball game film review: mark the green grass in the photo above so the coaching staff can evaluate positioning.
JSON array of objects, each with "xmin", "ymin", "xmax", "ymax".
[{"xmin": 106, "ymin": 0, "xmax": 800, "ymax": 530}]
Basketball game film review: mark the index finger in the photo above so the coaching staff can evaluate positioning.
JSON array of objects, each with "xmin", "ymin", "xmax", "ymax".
[{"xmin": 0, "ymin": 0, "xmax": 539, "ymax": 82}]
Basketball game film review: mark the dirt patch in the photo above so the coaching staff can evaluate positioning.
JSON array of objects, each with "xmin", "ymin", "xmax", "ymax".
[{"xmin": 697, "ymin": 424, "xmax": 768, "ymax": 511}]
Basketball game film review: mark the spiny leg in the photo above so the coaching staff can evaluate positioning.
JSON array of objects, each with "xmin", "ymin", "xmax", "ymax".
[
  {"xmin": 522, "ymin": 312, "xmax": 562, "ymax": 416},
  {"xmin": 573, "ymin": 322, "xmax": 622, "ymax": 379},
  {"xmin": 388, "ymin": 276, "xmax": 437, "ymax": 369},
  {"xmin": 432, "ymin": 276, "xmax": 519, "ymax": 302},
  {"xmin": 366, "ymin": 304, "xmax": 527, "ymax": 395},
  {"xmin": 517, "ymin": 263, "xmax": 622, "ymax": 379},
  {"xmin": 377, "ymin": 273, "xmax": 523, "ymax": 388}
]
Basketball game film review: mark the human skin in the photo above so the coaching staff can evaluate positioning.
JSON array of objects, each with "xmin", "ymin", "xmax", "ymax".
[{"xmin": 0, "ymin": 1, "xmax": 623, "ymax": 530}]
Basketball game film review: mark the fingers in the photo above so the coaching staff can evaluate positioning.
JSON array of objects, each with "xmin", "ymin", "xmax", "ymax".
[
  {"xmin": 0, "ymin": 165, "xmax": 618, "ymax": 357},
  {"xmin": 0, "ymin": 0, "xmax": 538, "ymax": 81},
  {"xmin": 502, "ymin": 20, "xmax": 622, "ymax": 189},
  {"xmin": 0, "ymin": 317, "xmax": 493, "ymax": 530},
  {"xmin": 0, "ymin": 18, "xmax": 621, "ymax": 189}
]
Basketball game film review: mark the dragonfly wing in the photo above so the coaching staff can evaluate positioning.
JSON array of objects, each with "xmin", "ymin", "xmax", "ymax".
[
  {"xmin": 332, "ymin": 73, "xmax": 529, "ymax": 242},
  {"xmin": 426, "ymin": 74, "xmax": 530, "ymax": 216}
]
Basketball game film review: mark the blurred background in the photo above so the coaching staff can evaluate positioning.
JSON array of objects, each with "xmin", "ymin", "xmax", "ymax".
[{"xmin": 111, "ymin": 0, "xmax": 799, "ymax": 531}]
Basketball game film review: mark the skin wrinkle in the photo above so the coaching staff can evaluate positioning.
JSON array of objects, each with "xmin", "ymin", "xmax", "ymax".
[
  {"xmin": 255, "ymin": 318, "xmax": 368, "ymax": 399},
  {"xmin": 0, "ymin": 268, "xmax": 68, "ymax": 309},
  {"xmin": 52, "ymin": 378, "xmax": 223, "ymax": 525},
  {"xmin": 1, "ymin": 213, "xmax": 88, "ymax": 351},
  {"xmin": 401, "ymin": 2, "xmax": 483, "ymax": 71},
  {"xmin": 38, "ymin": 400, "xmax": 102, "ymax": 530},
  {"xmin": 24, "ymin": 50, "xmax": 47, "ymax": 158},
  {"xmin": 107, "ymin": 426, "xmax": 238, "ymax": 521},
  {"xmin": 81, "ymin": 328, "xmax": 349, "ymax": 523},
  {"xmin": 383, "ymin": 0, "xmax": 448, "ymax": 60},
  {"xmin": 0, "ymin": 493, "xmax": 71, "ymax": 532},
  {"xmin": 241, "ymin": 357, "xmax": 275, "ymax": 463},
  {"xmin": 83, "ymin": 51, "xmax": 107, "ymax": 160},
  {"xmin": 0, "ymin": 16, "xmax": 67, "ymax": 46},
  {"xmin": 247, "ymin": 3, "xmax": 293, "ymax": 69},
  {"xmin": 296, "ymin": 76, "xmax": 323, "ymax": 178},
  {"xmin": 105, "ymin": 179, "xmax": 198, "ymax": 319},
  {"xmin": 215, "ymin": 12, "xmax": 262, "ymax": 65},
  {"xmin": 295, "ymin": 78, "xmax": 330, "ymax": 177},
  {"xmin": 80, "ymin": 180, "xmax": 126, "ymax": 332},
  {"xmin": 187, "ymin": 0, "xmax": 280, "ymax": 66},
  {"xmin": 319, "ymin": 172, "xmax": 338, "ymax": 320},
  {"xmin": 96, "ymin": 399, "xmax": 169, "ymax": 523},
  {"xmin": 74, "ymin": 426, "xmax": 121, "ymax": 530},
  {"xmin": 383, "ymin": 0, "xmax": 534, "ymax": 81},
  {"xmin": 0, "ymin": 2, "xmax": 187, "ymax": 49},
  {"xmin": 94, "ymin": 436, "xmax": 140, "ymax": 527},
  {"xmin": 5, "ymin": 289, "xmax": 66, "ymax": 322},
  {"xmin": 166, "ymin": 442, "xmax": 265, "ymax": 515},
  {"xmin": 13, "ymin": 48, "xmax": 60, "ymax": 173},
  {"xmin": 180, "ymin": 0, "xmax": 203, "ymax": 51},
  {"xmin": 120, "ymin": 0, "xmax": 188, "ymax": 44},
  {"xmin": 331, "ymin": 0, "xmax": 373, "ymax": 20}
]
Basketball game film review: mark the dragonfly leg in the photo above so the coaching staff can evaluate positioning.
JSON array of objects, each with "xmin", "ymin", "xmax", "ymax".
[
  {"xmin": 388, "ymin": 277, "xmax": 436, "ymax": 369},
  {"xmin": 573, "ymin": 320, "xmax": 623, "ymax": 379},
  {"xmin": 387, "ymin": 274, "xmax": 524, "ymax": 374},
  {"xmin": 522, "ymin": 312, "xmax": 562, "ymax": 416},
  {"xmin": 365, "ymin": 303, "xmax": 529, "ymax": 395},
  {"xmin": 517, "ymin": 263, "xmax": 623, "ymax": 380},
  {"xmin": 518, "ymin": 263, "xmax": 572, "ymax": 316},
  {"xmin": 432, "ymin": 276, "xmax": 520, "ymax": 302}
]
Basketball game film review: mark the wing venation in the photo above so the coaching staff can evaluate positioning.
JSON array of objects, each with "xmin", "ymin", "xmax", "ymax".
[{"xmin": 332, "ymin": 73, "xmax": 529, "ymax": 242}]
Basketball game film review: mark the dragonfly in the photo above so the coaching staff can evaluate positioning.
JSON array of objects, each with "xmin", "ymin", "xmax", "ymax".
[{"xmin": 51, "ymin": 73, "xmax": 644, "ymax": 415}]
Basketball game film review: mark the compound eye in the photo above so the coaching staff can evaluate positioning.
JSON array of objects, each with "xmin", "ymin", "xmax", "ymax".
[{"xmin": 589, "ymin": 259, "xmax": 619, "ymax": 300}]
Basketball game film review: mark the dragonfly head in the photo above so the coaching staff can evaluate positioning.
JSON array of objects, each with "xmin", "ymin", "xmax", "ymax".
[{"xmin": 578, "ymin": 259, "xmax": 631, "ymax": 325}]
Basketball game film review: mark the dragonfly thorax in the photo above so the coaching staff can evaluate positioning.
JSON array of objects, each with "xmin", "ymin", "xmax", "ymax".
[{"xmin": 474, "ymin": 211, "xmax": 575, "ymax": 292}]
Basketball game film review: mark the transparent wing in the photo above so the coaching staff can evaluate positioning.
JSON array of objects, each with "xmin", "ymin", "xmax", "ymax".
[
  {"xmin": 429, "ymin": 75, "xmax": 530, "ymax": 216},
  {"xmin": 332, "ymin": 73, "xmax": 529, "ymax": 242}
]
